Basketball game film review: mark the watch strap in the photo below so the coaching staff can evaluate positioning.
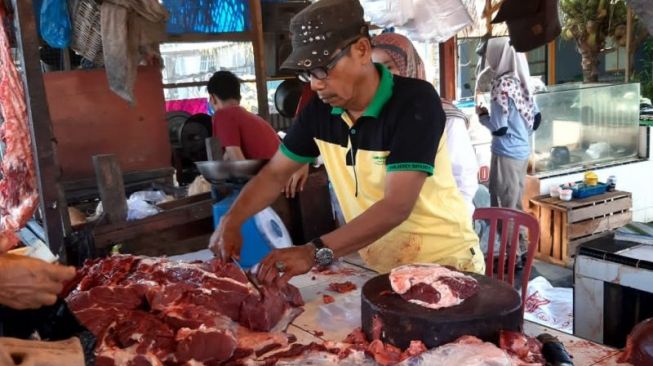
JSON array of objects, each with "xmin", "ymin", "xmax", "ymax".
[{"xmin": 311, "ymin": 237, "xmax": 326, "ymax": 249}]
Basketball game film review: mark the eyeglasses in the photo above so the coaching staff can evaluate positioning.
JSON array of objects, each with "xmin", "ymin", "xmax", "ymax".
[{"xmin": 296, "ymin": 39, "xmax": 358, "ymax": 83}]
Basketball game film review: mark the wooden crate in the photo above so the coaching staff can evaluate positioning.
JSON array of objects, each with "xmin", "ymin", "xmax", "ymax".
[{"xmin": 529, "ymin": 190, "xmax": 632, "ymax": 267}]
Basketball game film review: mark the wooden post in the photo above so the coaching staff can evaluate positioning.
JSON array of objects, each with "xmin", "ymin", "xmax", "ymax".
[
  {"xmin": 249, "ymin": 0, "xmax": 270, "ymax": 120},
  {"xmin": 11, "ymin": 0, "xmax": 70, "ymax": 257},
  {"xmin": 485, "ymin": 0, "xmax": 493, "ymax": 35},
  {"xmin": 93, "ymin": 154, "xmax": 128, "ymax": 224},
  {"xmin": 625, "ymin": 5, "xmax": 633, "ymax": 82},
  {"xmin": 547, "ymin": 41, "xmax": 556, "ymax": 85},
  {"xmin": 205, "ymin": 137, "xmax": 223, "ymax": 161},
  {"xmin": 439, "ymin": 37, "xmax": 457, "ymax": 100}
]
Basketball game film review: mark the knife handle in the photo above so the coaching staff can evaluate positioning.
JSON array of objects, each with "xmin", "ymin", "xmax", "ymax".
[{"xmin": 537, "ymin": 333, "xmax": 574, "ymax": 366}]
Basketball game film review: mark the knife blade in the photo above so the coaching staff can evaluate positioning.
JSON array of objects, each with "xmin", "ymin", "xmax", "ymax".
[{"xmin": 231, "ymin": 256, "xmax": 262, "ymax": 293}]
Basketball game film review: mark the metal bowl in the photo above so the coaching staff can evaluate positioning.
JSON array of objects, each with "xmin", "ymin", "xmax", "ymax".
[{"xmin": 195, "ymin": 160, "xmax": 267, "ymax": 185}]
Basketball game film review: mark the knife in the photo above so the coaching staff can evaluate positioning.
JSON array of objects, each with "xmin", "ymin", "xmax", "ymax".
[{"xmin": 231, "ymin": 256, "xmax": 262, "ymax": 293}]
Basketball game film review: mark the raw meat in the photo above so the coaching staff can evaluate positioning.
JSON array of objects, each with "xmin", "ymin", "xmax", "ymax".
[
  {"xmin": 618, "ymin": 318, "xmax": 653, "ymax": 366},
  {"xmin": 66, "ymin": 255, "xmax": 303, "ymax": 365},
  {"xmin": 323, "ymin": 294, "xmax": 335, "ymax": 304},
  {"xmin": 397, "ymin": 336, "xmax": 514, "ymax": 366},
  {"xmin": 327, "ymin": 281, "xmax": 357, "ymax": 293},
  {"xmin": 389, "ymin": 264, "xmax": 479, "ymax": 309},
  {"xmin": 499, "ymin": 331, "xmax": 545, "ymax": 365},
  {"xmin": 343, "ymin": 327, "xmax": 428, "ymax": 366},
  {"xmin": 0, "ymin": 5, "xmax": 39, "ymax": 253}
]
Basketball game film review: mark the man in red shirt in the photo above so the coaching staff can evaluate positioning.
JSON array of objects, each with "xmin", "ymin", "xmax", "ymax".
[{"xmin": 207, "ymin": 71, "xmax": 280, "ymax": 160}]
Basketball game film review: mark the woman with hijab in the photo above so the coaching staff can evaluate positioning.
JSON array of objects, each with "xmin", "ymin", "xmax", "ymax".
[
  {"xmin": 475, "ymin": 37, "xmax": 540, "ymax": 212},
  {"xmin": 371, "ymin": 32, "xmax": 479, "ymax": 216}
]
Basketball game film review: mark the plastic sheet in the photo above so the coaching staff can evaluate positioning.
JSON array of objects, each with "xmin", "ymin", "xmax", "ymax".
[
  {"xmin": 523, "ymin": 276, "xmax": 573, "ymax": 334},
  {"xmin": 361, "ymin": 0, "xmax": 472, "ymax": 42},
  {"xmin": 126, "ymin": 197, "xmax": 162, "ymax": 221},
  {"xmin": 40, "ymin": 0, "xmax": 71, "ymax": 48},
  {"xmin": 316, "ymin": 292, "xmax": 361, "ymax": 332},
  {"xmin": 361, "ymin": 0, "xmax": 415, "ymax": 29}
]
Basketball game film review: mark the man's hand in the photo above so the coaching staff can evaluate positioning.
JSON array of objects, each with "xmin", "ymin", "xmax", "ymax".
[
  {"xmin": 0, "ymin": 337, "xmax": 84, "ymax": 366},
  {"xmin": 476, "ymin": 105, "xmax": 489, "ymax": 116},
  {"xmin": 0, "ymin": 254, "xmax": 76, "ymax": 310},
  {"xmin": 256, "ymin": 245, "xmax": 314, "ymax": 286},
  {"xmin": 209, "ymin": 217, "xmax": 243, "ymax": 260},
  {"xmin": 283, "ymin": 164, "xmax": 309, "ymax": 199}
]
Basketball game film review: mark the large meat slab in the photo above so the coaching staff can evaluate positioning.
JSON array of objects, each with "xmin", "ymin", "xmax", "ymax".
[
  {"xmin": 65, "ymin": 255, "xmax": 303, "ymax": 365},
  {"xmin": 0, "ymin": 5, "xmax": 39, "ymax": 253}
]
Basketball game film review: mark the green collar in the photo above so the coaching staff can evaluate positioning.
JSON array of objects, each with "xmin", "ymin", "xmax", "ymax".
[{"xmin": 331, "ymin": 63, "xmax": 394, "ymax": 118}]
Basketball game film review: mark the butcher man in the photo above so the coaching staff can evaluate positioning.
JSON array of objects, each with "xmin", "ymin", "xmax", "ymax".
[{"xmin": 209, "ymin": 0, "xmax": 483, "ymax": 283}]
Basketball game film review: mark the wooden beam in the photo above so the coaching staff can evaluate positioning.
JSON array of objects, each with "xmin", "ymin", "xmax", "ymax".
[
  {"xmin": 93, "ymin": 154, "xmax": 128, "ymax": 224},
  {"xmin": 547, "ymin": 41, "xmax": 556, "ymax": 85},
  {"xmin": 249, "ymin": 0, "xmax": 270, "ymax": 120},
  {"xmin": 94, "ymin": 199, "xmax": 213, "ymax": 248},
  {"xmin": 12, "ymin": 0, "xmax": 70, "ymax": 258},
  {"xmin": 164, "ymin": 32, "xmax": 252, "ymax": 44},
  {"xmin": 439, "ymin": 37, "xmax": 457, "ymax": 100}
]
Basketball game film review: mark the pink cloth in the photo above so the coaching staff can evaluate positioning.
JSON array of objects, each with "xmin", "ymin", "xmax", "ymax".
[{"xmin": 165, "ymin": 98, "xmax": 208, "ymax": 115}]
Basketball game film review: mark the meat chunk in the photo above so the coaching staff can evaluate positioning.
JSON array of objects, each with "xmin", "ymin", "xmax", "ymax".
[
  {"xmin": 499, "ymin": 330, "xmax": 545, "ymax": 365},
  {"xmin": 342, "ymin": 327, "xmax": 428, "ymax": 365},
  {"xmin": 327, "ymin": 281, "xmax": 357, "ymax": 293},
  {"xmin": 175, "ymin": 325, "xmax": 237, "ymax": 363},
  {"xmin": 618, "ymin": 318, "xmax": 653, "ymax": 366},
  {"xmin": 66, "ymin": 255, "xmax": 304, "ymax": 365},
  {"xmin": 389, "ymin": 264, "xmax": 479, "ymax": 309},
  {"xmin": 323, "ymin": 294, "xmax": 335, "ymax": 304}
]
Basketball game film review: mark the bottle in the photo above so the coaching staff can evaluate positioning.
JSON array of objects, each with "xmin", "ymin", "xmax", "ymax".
[{"xmin": 607, "ymin": 175, "xmax": 617, "ymax": 192}]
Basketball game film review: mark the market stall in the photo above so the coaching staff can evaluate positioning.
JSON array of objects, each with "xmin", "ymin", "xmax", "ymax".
[{"xmin": 1, "ymin": 0, "xmax": 653, "ymax": 364}]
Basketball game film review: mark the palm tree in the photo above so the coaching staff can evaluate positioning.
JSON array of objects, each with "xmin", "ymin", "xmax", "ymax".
[{"xmin": 560, "ymin": 0, "xmax": 649, "ymax": 82}]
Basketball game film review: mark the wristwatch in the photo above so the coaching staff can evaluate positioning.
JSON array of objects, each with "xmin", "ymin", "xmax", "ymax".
[{"xmin": 310, "ymin": 237, "xmax": 334, "ymax": 267}]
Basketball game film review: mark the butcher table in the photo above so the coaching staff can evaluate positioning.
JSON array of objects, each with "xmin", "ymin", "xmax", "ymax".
[{"xmin": 284, "ymin": 255, "xmax": 630, "ymax": 366}]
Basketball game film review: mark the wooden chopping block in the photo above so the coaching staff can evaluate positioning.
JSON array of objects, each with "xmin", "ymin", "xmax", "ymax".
[
  {"xmin": 0, "ymin": 337, "xmax": 84, "ymax": 366},
  {"xmin": 361, "ymin": 273, "xmax": 522, "ymax": 349}
]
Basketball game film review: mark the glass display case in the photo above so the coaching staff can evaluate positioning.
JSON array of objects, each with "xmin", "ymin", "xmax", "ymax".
[{"xmin": 531, "ymin": 82, "xmax": 641, "ymax": 176}]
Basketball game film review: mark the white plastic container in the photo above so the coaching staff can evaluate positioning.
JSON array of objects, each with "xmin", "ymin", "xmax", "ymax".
[
  {"xmin": 559, "ymin": 189, "xmax": 573, "ymax": 201},
  {"xmin": 549, "ymin": 185, "xmax": 560, "ymax": 198}
]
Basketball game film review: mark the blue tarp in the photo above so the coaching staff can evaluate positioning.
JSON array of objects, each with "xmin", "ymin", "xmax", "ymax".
[{"xmin": 163, "ymin": 0, "xmax": 251, "ymax": 34}]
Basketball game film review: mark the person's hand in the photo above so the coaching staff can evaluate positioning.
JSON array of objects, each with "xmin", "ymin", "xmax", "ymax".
[
  {"xmin": 283, "ymin": 165, "xmax": 309, "ymax": 199},
  {"xmin": 0, "ymin": 254, "xmax": 76, "ymax": 310},
  {"xmin": 0, "ymin": 337, "xmax": 84, "ymax": 366},
  {"xmin": 209, "ymin": 217, "xmax": 243, "ymax": 260},
  {"xmin": 256, "ymin": 245, "xmax": 315, "ymax": 286},
  {"xmin": 476, "ymin": 105, "xmax": 489, "ymax": 116}
]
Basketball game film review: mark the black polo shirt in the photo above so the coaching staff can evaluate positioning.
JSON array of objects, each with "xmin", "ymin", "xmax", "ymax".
[{"xmin": 278, "ymin": 64, "xmax": 481, "ymax": 274}]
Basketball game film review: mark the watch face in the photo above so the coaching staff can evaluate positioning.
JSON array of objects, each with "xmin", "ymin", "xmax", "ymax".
[{"xmin": 315, "ymin": 247, "xmax": 334, "ymax": 267}]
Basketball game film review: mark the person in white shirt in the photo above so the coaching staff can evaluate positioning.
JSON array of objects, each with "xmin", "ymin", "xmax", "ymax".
[{"xmin": 371, "ymin": 32, "xmax": 478, "ymax": 216}]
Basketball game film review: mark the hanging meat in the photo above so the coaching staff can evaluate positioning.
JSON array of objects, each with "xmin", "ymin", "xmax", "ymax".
[{"xmin": 0, "ymin": 6, "xmax": 39, "ymax": 253}]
